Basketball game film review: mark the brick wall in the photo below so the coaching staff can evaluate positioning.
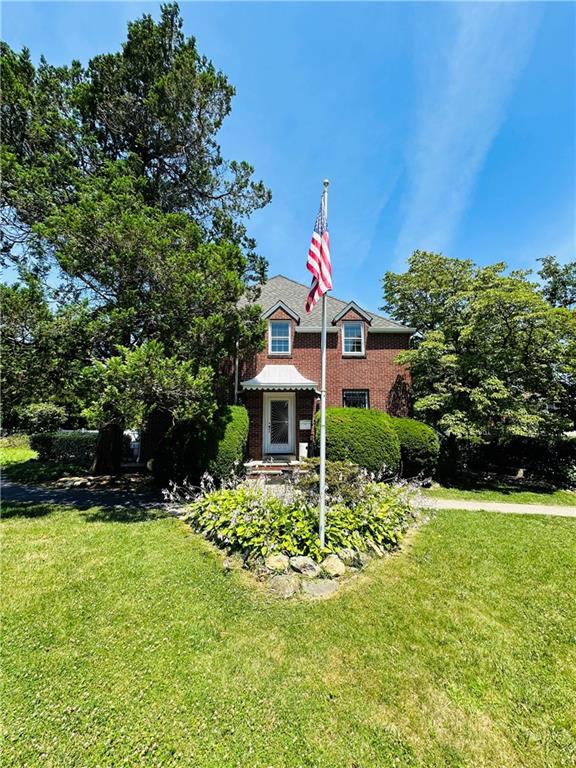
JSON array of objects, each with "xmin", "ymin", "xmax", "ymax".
[
  {"xmin": 240, "ymin": 308, "xmax": 411, "ymax": 459},
  {"xmin": 241, "ymin": 311, "xmax": 411, "ymax": 413}
]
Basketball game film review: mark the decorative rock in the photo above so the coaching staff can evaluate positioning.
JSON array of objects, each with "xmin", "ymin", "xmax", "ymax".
[
  {"xmin": 367, "ymin": 541, "xmax": 385, "ymax": 558},
  {"xmin": 289, "ymin": 556, "xmax": 320, "ymax": 578},
  {"xmin": 302, "ymin": 579, "xmax": 339, "ymax": 599},
  {"xmin": 357, "ymin": 552, "xmax": 371, "ymax": 569},
  {"xmin": 265, "ymin": 553, "xmax": 290, "ymax": 573},
  {"xmin": 321, "ymin": 554, "xmax": 346, "ymax": 578},
  {"xmin": 222, "ymin": 557, "xmax": 235, "ymax": 571},
  {"xmin": 337, "ymin": 548, "xmax": 359, "ymax": 567},
  {"xmin": 268, "ymin": 574, "xmax": 300, "ymax": 599}
]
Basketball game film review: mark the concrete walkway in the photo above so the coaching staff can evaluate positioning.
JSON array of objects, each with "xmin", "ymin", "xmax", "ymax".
[{"xmin": 427, "ymin": 497, "xmax": 576, "ymax": 518}]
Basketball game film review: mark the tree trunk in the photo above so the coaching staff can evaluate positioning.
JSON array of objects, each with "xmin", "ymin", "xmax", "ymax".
[
  {"xmin": 139, "ymin": 408, "xmax": 173, "ymax": 465},
  {"xmin": 90, "ymin": 422, "xmax": 124, "ymax": 475}
]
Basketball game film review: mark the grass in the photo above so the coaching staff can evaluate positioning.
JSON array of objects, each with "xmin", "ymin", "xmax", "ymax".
[
  {"xmin": 2, "ymin": 503, "xmax": 575, "ymax": 767},
  {"xmin": 423, "ymin": 479, "xmax": 576, "ymax": 507},
  {"xmin": 0, "ymin": 436, "xmax": 84, "ymax": 484}
]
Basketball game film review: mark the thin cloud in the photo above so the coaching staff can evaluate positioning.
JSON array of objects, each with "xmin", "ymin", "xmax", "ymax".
[{"xmin": 395, "ymin": 3, "xmax": 542, "ymax": 261}]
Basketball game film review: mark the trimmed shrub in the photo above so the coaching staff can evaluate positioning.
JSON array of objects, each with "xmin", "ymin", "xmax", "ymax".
[
  {"xmin": 318, "ymin": 407, "xmax": 400, "ymax": 476},
  {"xmin": 153, "ymin": 405, "xmax": 249, "ymax": 484},
  {"xmin": 18, "ymin": 403, "xmax": 66, "ymax": 434},
  {"xmin": 391, "ymin": 417, "xmax": 440, "ymax": 477},
  {"xmin": 30, "ymin": 431, "xmax": 98, "ymax": 469},
  {"xmin": 185, "ymin": 482, "xmax": 415, "ymax": 560},
  {"xmin": 207, "ymin": 405, "xmax": 249, "ymax": 481}
]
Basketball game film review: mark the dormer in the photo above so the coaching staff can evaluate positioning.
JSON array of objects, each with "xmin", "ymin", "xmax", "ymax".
[
  {"xmin": 333, "ymin": 302, "xmax": 372, "ymax": 357},
  {"xmin": 262, "ymin": 301, "xmax": 300, "ymax": 358}
]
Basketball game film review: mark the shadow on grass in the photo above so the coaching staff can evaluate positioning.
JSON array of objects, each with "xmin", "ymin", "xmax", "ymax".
[
  {"xmin": 440, "ymin": 475, "xmax": 556, "ymax": 497},
  {"xmin": 82, "ymin": 506, "xmax": 167, "ymax": 523},
  {"xmin": 4, "ymin": 459, "xmax": 84, "ymax": 484},
  {"xmin": 1, "ymin": 500, "xmax": 168, "ymax": 523},
  {"xmin": 0, "ymin": 502, "xmax": 55, "ymax": 520}
]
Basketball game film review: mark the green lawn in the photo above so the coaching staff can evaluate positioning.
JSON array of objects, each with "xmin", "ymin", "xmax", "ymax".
[
  {"xmin": 423, "ymin": 481, "xmax": 576, "ymax": 507},
  {"xmin": 2, "ymin": 503, "xmax": 575, "ymax": 767}
]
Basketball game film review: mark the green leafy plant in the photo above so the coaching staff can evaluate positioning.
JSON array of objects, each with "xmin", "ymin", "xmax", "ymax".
[
  {"xmin": 391, "ymin": 417, "xmax": 440, "ymax": 477},
  {"xmin": 318, "ymin": 407, "xmax": 401, "ymax": 476},
  {"xmin": 185, "ymin": 483, "xmax": 416, "ymax": 560},
  {"xmin": 154, "ymin": 405, "xmax": 249, "ymax": 485},
  {"xmin": 16, "ymin": 402, "xmax": 67, "ymax": 434},
  {"xmin": 292, "ymin": 458, "xmax": 367, "ymax": 507},
  {"xmin": 383, "ymin": 251, "xmax": 576, "ymax": 442}
]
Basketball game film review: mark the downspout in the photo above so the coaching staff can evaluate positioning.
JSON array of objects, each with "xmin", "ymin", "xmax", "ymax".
[{"xmin": 234, "ymin": 341, "xmax": 240, "ymax": 404}]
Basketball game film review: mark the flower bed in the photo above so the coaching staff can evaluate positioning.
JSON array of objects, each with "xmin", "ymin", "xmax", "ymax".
[{"xmin": 176, "ymin": 470, "xmax": 423, "ymax": 598}]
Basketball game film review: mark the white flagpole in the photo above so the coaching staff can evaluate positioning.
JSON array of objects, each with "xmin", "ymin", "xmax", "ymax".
[{"xmin": 319, "ymin": 179, "xmax": 329, "ymax": 548}]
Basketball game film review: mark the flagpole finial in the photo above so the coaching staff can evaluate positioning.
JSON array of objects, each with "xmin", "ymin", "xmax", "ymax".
[{"xmin": 323, "ymin": 179, "xmax": 330, "ymax": 188}]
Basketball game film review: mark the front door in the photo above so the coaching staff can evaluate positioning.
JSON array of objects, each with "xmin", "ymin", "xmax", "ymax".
[{"xmin": 264, "ymin": 393, "xmax": 294, "ymax": 454}]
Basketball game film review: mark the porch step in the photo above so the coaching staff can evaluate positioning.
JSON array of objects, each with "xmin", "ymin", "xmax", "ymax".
[{"xmin": 245, "ymin": 457, "xmax": 301, "ymax": 484}]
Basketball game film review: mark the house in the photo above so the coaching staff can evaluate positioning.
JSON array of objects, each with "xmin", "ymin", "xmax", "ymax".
[{"xmin": 238, "ymin": 275, "xmax": 414, "ymax": 462}]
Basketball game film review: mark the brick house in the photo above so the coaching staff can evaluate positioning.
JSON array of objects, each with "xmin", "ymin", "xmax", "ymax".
[{"xmin": 238, "ymin": 275, "xmax": 414, "ymax": 461}]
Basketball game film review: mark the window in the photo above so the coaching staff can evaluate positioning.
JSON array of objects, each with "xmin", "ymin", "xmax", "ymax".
[
  {"xmin": 342, "ymin": 322, "xmax": 364, "ymax": 355},
  {"xmin": 269, "ymin": 320, "xmax": 291, "ymax": 354},
  {"xmin": 343, "ymin": 390, "xmax": 369, "ymax": 408}
]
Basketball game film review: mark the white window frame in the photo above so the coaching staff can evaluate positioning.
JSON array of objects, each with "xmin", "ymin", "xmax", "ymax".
[
  {"xmin": 268, "ymin": 320, "xmax": 291, "ymax": 355},
  {"xmin": 342, "ymin": 321, "xmax": 365, "ymax": 356}
]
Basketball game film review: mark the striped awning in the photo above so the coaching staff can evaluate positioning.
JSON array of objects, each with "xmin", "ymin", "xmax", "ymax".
[{"xmin": 241, "ymin": 365, "xmax": 318, "ymax": 391}]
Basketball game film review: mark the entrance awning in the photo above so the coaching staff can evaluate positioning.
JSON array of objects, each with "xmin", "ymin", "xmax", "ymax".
[{"xmin": 241, "ymin": 365, "xmax": 318, "ymax": 391}]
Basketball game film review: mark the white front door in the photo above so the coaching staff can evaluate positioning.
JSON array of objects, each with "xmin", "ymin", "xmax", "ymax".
[{"xmin": 264, "ymin": 393, "xmax": 295, "ymax": 454}]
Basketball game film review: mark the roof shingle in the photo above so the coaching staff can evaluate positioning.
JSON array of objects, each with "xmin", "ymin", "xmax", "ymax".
[{"xmin": 247, "ymin": 275, "xmax": 413, "ymax": 333}]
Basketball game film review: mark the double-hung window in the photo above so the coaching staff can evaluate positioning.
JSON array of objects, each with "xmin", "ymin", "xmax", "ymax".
[
  {"xmin": 269, "ymin": 320, "xmax": 291, "ymax": 355},
  {"xmin": 342, "ymin": 322, "xmax": 364, "ymax": 355}
]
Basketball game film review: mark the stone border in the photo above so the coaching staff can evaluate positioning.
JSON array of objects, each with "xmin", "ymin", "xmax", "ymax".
[{"xmin": 222, "ymin": 546, "xmax": 388, "ymax": 600}]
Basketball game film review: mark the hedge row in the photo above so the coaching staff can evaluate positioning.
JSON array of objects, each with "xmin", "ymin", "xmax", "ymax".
[
  {"xmin": 318, "ymin": 407, "xmax": 439, "ymax": 478},
  {"xmin": 207, "ymin": 405, "xmax": 249, "ymax": 481},
  {"xmin": 30, "ymin": 431, "xmax": 98, "ymax": 469}
]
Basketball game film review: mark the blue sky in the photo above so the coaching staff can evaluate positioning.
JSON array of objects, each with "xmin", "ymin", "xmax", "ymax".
[{"xmin": 3, "ymin": 1, "xmax": 575, "ymax": 311}]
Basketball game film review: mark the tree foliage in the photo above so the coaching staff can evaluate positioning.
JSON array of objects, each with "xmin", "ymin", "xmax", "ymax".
[
  {"xmin": 83, "ymin": 340, "xmax": 216, "ymax": 430},
  {"xmin": 1, "ymin": 4, "xmax": 270, "ymax": 468},
  {"xmin": 1, "ymin": 3, "xmax": 270, "ymax": 271},
  {"xmin": 537, "ymin": 255, "xmax": 576, "ymax": 309},
  {"xmin": 382, "ymin": 251, "xmax": 576, "ymax": 442},
  {"xmin": 0, "ymin": 281, "xmax": 97, "ymax": 426}
]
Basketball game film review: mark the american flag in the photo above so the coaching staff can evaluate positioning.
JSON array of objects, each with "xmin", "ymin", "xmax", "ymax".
[{"xmin": 305, "ymin": 189, "xmax": 332, "ymax": 313}]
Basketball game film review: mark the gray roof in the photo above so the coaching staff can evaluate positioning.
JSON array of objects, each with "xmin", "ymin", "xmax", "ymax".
[{"xmin": 247, "ymin": 275, "xmax": 413, "ymax": 333}]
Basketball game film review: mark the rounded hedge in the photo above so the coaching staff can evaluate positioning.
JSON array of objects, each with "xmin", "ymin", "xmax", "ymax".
[
  {"xmin": 207, "ymin": 405, "xmax": 249, "ymax": 481},
  {"xmin": 318, "ymin": 407, "xmax": 400, "ymax": 476},
  {"xmin": 154, "ymin": 405, "xmax": 249, "ymax": 484},
  {"xmin": 391, "ymin": 417, "xmax": 440, "ymax": 477}
]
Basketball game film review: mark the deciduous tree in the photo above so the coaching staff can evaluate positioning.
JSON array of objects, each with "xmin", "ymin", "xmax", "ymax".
[{"xmin": 382, "ymin": 251, "xmax": 576, "ymax": 442}]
